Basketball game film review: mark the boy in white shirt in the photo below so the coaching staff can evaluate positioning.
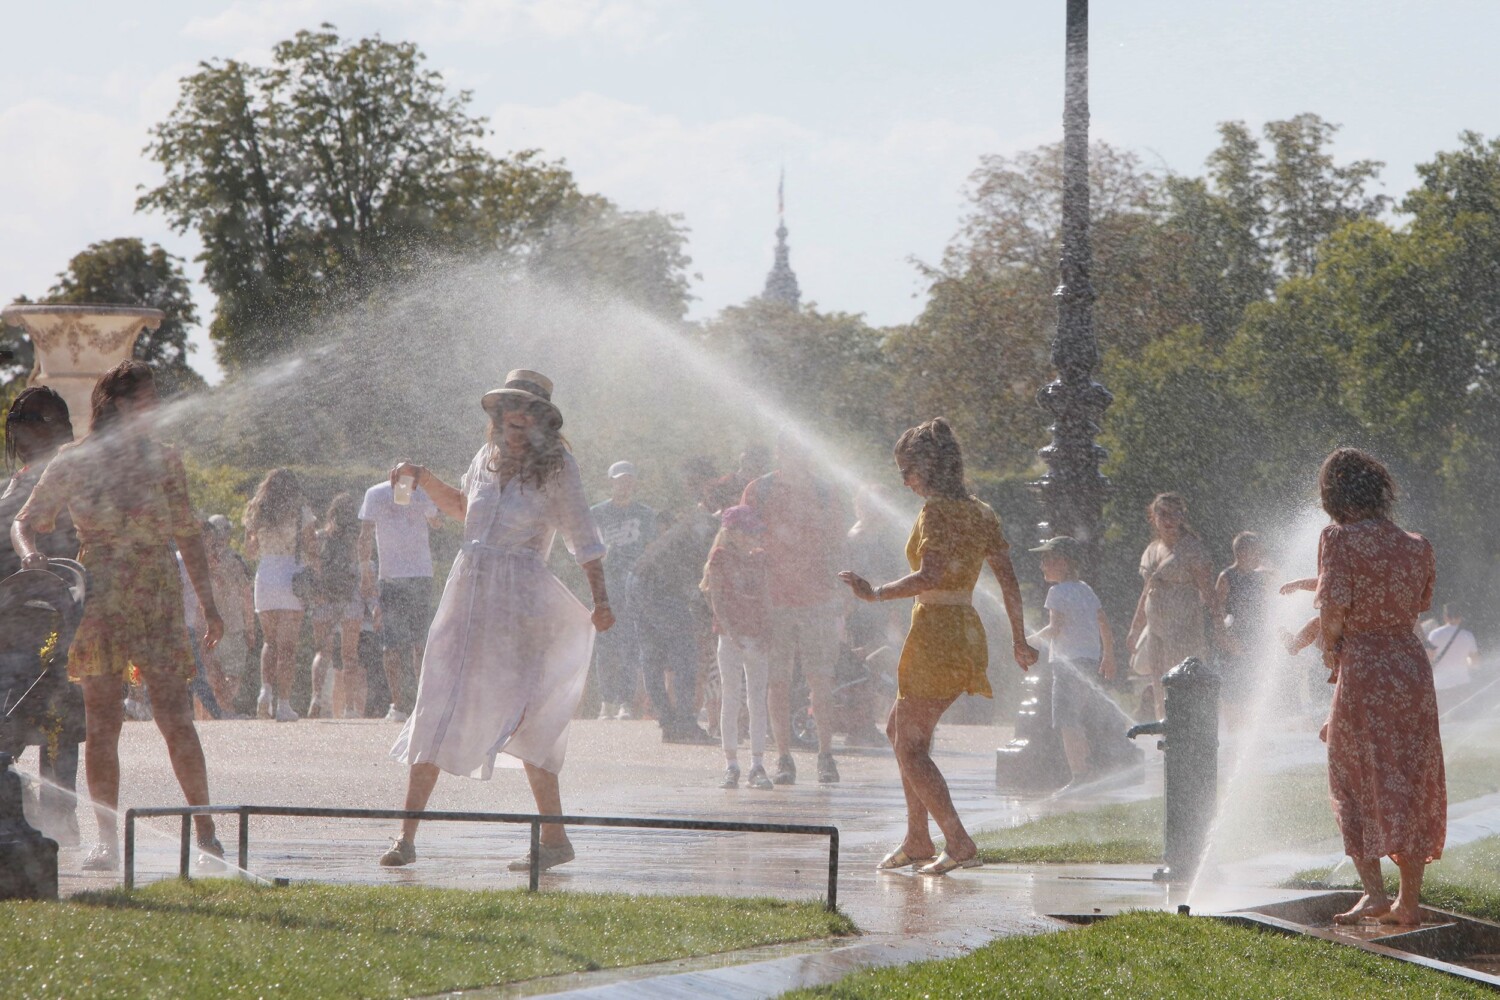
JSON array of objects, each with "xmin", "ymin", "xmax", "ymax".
[{"xmin": 1028, "ymin": 536, "xmax": 1116, "ymax": 786}]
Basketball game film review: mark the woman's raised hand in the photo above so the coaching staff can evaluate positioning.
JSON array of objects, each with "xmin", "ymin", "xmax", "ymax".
[{"xmin": 838, "ymin": 570, "xmax": 876, "ymax": 602}]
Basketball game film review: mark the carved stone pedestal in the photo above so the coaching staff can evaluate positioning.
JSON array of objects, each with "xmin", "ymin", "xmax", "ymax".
[{"xmin": 0, "ymin": 304, "xmax": 163, "ymax": 436}]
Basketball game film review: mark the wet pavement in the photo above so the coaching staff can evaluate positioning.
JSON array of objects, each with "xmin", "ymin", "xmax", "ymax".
[{"xmin": 21, "ymin": 716, "xmax": 1328, "ymax": 996}]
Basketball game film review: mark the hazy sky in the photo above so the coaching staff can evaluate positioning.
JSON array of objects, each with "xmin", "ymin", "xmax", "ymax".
[{"xmin": 3, "ymin": 1, "xmax": 1496, "ymax": 382}]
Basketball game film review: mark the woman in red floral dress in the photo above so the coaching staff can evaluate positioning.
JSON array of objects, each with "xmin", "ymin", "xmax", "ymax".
[{"xmin": 1316, "ymin": 448, "xmax": 1443, "ymax": 926}]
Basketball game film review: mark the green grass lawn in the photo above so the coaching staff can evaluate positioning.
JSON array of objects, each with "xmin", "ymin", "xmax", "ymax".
[
  {"xmin": 786, "ymin": 911, "xmax": 1492, "ymax": 999},
  {"xmin": 1287, "ymin": 833, "xmax": 1500, "ymax": 922},
  {"xmin": 0, "ymin": 881, "xmax": 855, "ymax": 1000},
  {"xmin": 974, "ymin": 742, "xmax": 1500, "ymax": 866},
  {"xmin": 973, "ymin": 799, "xmax": 1162, "ymax": 865}
]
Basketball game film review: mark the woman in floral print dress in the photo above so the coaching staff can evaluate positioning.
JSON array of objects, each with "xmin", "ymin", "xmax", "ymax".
[
  {"xmin": 1315, "ymin": 448, "xmax": 1443, "ymax": 926},
  {"xmin": 13, "ymin": 361, "xmax": 225, "ymax": 871}
]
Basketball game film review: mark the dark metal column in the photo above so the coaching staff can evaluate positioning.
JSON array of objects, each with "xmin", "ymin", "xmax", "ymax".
[{"xmin": 1035, "ymin": 0, "xmax": 1112, "ymax": 553}]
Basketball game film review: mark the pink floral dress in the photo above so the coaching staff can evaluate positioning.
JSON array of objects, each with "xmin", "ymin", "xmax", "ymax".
[{"xmin": 1317, "ymin": 518, "xmax": 1444, "ymax": 863}]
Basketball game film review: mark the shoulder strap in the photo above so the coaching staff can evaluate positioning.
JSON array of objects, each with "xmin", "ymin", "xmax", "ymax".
[{"xmin": 1433, "ymin": 628, "xmax": 1461, "ymax": 665}]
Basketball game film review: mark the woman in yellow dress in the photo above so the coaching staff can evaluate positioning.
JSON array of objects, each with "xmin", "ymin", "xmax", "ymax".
[{"xmin": 841, "ymin": 418, "xmax": 1038, "ymax": 874}]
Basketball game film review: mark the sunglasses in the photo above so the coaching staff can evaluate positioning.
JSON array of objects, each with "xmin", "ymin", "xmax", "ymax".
[{"xmin": 8, "ymin": 411, "xmax": 51, "ymax": 425}]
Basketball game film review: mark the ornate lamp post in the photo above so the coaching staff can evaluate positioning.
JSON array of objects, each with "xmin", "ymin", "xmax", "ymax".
[
  {"xmin": 1000, "ymin": 0, "xmax": 1140, "ymax": 791},
  {"xmin": 1034, "ymin": 0, "xmax": 1111, "ymax": 553}
]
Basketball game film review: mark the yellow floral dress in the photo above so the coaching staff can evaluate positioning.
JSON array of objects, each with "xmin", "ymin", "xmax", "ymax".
[
  {"xmin": 896, "ymin": 497, "xmax": 1008, "ymax": 700},
  {"xmin": 16, "ymin": 437, "xmax": 199, "ymax": 682}
]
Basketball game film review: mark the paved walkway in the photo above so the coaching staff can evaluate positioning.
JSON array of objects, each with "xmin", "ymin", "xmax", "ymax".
[{"xmin": 19, "ymin": 716, "xmax": 1324, "ymax": 996}]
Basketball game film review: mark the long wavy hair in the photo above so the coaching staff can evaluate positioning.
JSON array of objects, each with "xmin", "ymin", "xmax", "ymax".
[
  {"xmin": 90, "ymin": 360, "xmax": 155, "ymax": 436},
  {"xmin": 1147, "ymin": 492, "xmax": 1200, "ymax": 541},
  {"xmin": 485, "ymin": 398, "xmax": 568, "ymax": 489},
  {"xmin": 894, "ymin": 417, "xmax": 970, "ymax": 501},
  {"xmin": 321, "ymin": 492, "xmax": 360, "ymax": 543},
  {"xmin": 5, "ymin": 386, "xmax": 74, "ymax": 469},
  {"xmin": 245, "ymin": 468, "xmax": 303, "ymax": 533}
]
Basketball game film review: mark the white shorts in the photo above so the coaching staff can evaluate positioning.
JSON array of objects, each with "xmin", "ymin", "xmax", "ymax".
[{"xmin": 255, "ymin": 554, "xmax": 303, "ymax": 612}]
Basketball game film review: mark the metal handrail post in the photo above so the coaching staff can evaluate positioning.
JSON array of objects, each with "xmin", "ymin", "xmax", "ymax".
[
  {"xmin": 178, "ymin": 815, "xmax": 192, "ymax": 879},
  {"xmin": 826, "ymin": 829, "xmax": 839, "ymax": 912},
  {"xmin": 528, "ymin": 820, "xmax": 541, "ymax": 893},
  {"xmin": 117, "ymin": 805, "xmax": 839, "ymax": 907},
  {"xmin": 123, "ymin": 809, "xmax": 137, "ymax": 890}
]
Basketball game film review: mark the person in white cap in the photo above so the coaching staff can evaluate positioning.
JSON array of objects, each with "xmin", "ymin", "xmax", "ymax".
[
  {"xmin": 378, "ymin": 370, "xmax": 613, "ymax": 874},
  {"xmin": 590, "ymin": 460, "xmax": 656, "ymax": 720}
]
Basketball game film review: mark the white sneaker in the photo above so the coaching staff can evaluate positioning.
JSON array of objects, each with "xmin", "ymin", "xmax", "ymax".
[
  {"xmin": 597, "ymin": 702, "xmax": 617, "ymax": 721},
  {"xmin": 384, "ymin": 705, "xmax": 408, "ymax": 723},
  {"xmin": 123, "ymin": 697, "xmax": 152, "ymax": 721},
  {"xmin": 256, "ymin": 686, "xmax": 274, "ymax": 720},
  {"xmin": 274, "ymin": 701, "xmax": 299, "ymax": 722},
  {"xmin": 615, "ymin": 704, "xmax": 633, "ymax": 720}
]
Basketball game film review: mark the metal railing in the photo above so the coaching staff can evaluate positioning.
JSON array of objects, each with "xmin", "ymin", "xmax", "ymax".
[{"xmin": 123, "ymin": 805, "xmax": 840, "ymax": 910}]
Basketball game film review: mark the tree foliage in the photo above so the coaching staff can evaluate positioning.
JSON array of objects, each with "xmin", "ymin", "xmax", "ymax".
[
  {"xmin": 891, "ymin": 141, "xmax": 1169, "ymax": 475},
  {"xmin": 700, "ymin": 298, "xmax": 898, "ymax": 467},
  {"xmin": 139, "ymin": 25, "xmax": 692, "ymax": 371},
  {"xmin": 1101, "ymin": 127, "xmax": 1500, "ymax": 622}
]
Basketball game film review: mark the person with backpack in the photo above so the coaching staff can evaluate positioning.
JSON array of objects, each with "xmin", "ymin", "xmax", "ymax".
[{"xmin": 309, "ymin": 493, "xmax": 364, "ymax": 718}]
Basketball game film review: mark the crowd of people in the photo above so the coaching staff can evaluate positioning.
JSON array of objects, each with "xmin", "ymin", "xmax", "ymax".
[{"xmin": 0, "ymin": 363, "xmax": 1476, "ymax": 910}]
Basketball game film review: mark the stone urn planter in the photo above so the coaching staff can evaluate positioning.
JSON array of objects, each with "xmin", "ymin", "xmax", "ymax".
[{"xmin": 1, "ymin": 304, "xmax": 163, "ymax": 436}]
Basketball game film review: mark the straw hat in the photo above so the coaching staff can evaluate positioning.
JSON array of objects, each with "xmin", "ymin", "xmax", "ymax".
[{"xmin": 481, "ymin": 370, "xmax": 561, "ymax": 425}]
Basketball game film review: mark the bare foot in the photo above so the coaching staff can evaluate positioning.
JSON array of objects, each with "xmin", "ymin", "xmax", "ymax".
[
  {"xmin": 1333, "ymin": 894, "xmax": 1392, "ymax": 924},
  {"xmin": 1377, "ymin": 901, "xmax": 1422, "ymax": 927}
]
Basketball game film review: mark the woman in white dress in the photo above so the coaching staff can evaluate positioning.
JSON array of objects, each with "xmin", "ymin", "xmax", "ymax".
[{"xmin": 379, "ymin": 370, "xmax": 613, "ymax": 872}]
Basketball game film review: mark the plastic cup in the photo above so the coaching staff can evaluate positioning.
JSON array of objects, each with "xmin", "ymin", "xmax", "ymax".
[{"xmin": 393, "ymin": 474, "xmax": 415, "ymax": 506}]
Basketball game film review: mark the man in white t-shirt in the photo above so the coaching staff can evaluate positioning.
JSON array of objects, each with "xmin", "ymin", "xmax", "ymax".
[
  {"xmin": 1428, "ymin": 604, "xmax": 1478, "ymax": 709},
  {"xmin": 359, "ymin": 475, "xmax": 442, "ymax": 722}
]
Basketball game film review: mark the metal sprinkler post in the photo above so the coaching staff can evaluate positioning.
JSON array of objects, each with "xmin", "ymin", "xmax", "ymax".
[{"xmin": 1128, "ymin": 657, "xmax": 1220, "ymax": 882}]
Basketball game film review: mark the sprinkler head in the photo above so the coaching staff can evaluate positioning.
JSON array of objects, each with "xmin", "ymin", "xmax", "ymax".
[{"xmin": 1178, "ymin": 904, "xmax": 1191, "ymax": 916}]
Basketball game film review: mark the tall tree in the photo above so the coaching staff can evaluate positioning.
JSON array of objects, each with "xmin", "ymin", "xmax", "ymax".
[
  {"xmin": 140, "ymin": 25, "xmax": 691, "ymax": 371},
  {"xmin": 1262, "ymin": 113, "xmax": 1388, "ymax": 277},
  {"xmin": 702, "ymin": 298, "xmax": 897, "ymax": 464},
  {"xmin": 893, "ymin": 141, "xmax": 1171, "ymax": 474}
]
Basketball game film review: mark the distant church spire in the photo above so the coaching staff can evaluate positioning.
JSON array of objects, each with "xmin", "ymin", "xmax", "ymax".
[{"xmin": 761, "ymin": 168, "xmax": 801, "ymax": 308}]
